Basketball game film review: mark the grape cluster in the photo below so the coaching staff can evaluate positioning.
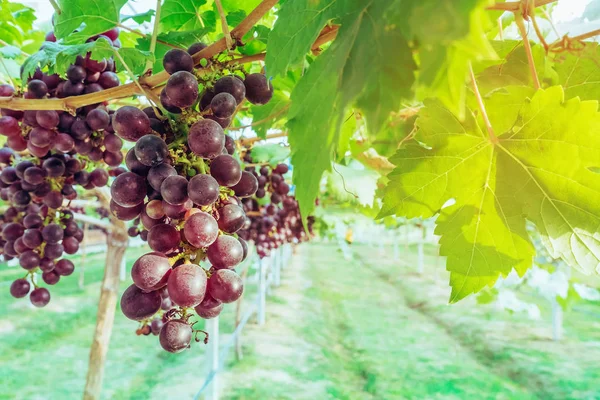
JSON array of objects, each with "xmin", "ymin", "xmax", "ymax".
[
  {"xmin": 113, "ymin": 43, "xmax": 274, "ymax": 353},
  {"xmin": 0, "ymin": 28, "xmax": 122, "ymax": 306},
  {"xmin": 238, "ymin": 154, "xmax": 312, "ymax": 258}
]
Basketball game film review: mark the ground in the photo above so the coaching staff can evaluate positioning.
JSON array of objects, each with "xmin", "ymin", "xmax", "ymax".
[{"xmin": 0, "ymin": 241, "xmax": 599, "ymax": 399}]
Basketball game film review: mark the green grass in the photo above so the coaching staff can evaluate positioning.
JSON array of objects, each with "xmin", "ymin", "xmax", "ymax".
[
  {"xmin": 223, "ymin": 242, "xmax": 600, "ymax": 400},
  {"xmin": 1, "ymin": 242, "xmax": 599, "ymax": 399}
]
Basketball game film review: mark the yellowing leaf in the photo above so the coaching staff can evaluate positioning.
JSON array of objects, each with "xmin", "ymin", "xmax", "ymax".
[{"xmin": 381, "ymin": 86, "xmax": 600, "ymax": 301}]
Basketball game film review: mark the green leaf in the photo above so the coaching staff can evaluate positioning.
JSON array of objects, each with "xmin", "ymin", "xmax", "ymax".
[
  {"xmin": 476, "ymin": 41, "xmax": 546, "ymax": 95},
  {"xmin": 288, "ymin": 0, "xmax": 416, "ymax": 222},
  {"xmin": 0, "ymin": 1, "xmax": 36, "ymax": 46},
  {"xmin": 249, "ymin": 144, "xmax": 290, "ymax": 166},
  {"xmin": 160, "ymin": 0, "xmax": 215, "ymax": 32},
  {"xmin": 380, "ymin": 86, "xmax": 600, "ymax": 302},
  {"xmin": 122, "ymin": 10, "xmax": 155, "ymax": 24},
  {"xmin": 556, "ymin": 43, "xmax": 600, "ymax": 101},
  {"xmin": 265, "ymin": 0, "xmax": 343, "ymax": 78},
  {"xmin": 0, "ymin": 45, "xmax": 21, "ymax": 59},
  {"xmin": 221, "ymin": 0, "xmax": 261, "ymax": 14},
  {"xmin": 225, "ymin": 10, "xmax": 246, "ymax": 26},
  {"xmin": 249, "ymin": 90, "xmax": 289, "ymax": 139},
  {"xmin": 54, "ymin": 0, "xmax": 127, "ymax": 43},
  {"xmin": 415, "ymin": 6, "xmax": 497, "ymax": 119}
]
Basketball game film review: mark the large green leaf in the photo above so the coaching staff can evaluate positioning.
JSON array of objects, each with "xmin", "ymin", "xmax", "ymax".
[
  {"xmin": 160, "ymin": 0, "xmax": 215, "ymax": 32},
  {"xmin": 0, "ymin": 0, "xmax": 36, "ymax": 46},
  {"xmin": 288, "ymin": 0, "xmax": 416, "ymax": 222},
  {"xmin": 122, "ymin": 10, "xmax": 155, "ymax": 24},
  {"xmin": 249, "ymin": 144, "xmax": 290, "ymax": 166},
  {"xmin": 54, "ymin": 0, "xmax": 127, "ymax": 43},
  {"xmin": 380, "ymin": 86, "xmax": 600, "ymax": 301},
  {"xmin": 265, "ymin": 0, "xmax": 344, "ymax": 78}
]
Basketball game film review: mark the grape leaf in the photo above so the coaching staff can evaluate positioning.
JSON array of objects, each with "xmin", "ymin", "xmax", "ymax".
[
  {"xmin": 249, "ymin": 90, "xmax": 289, "ymax": 139},
  {"xmin": 265, "ymin": 0, "xmax": 343, "ymax": 78},
  {"xmin": 21, "ymin": 40, "xmax": 152, "ymax": 80},
  {"xmin": 122, "ymin": 10, "xmax": 155, "ymax": 24},
  {"xmin": 0, "ymin": 45, "xmax": 21, "ymax": 59},
  {"xmin": 415, "ymin": 6, "xmax": 497, "ymax": 119},
  {"xmin": 160, "ymin": 0, "xmax": 215, "ymax": 32},
  {"xmin": 288, "ymin": 0, "xmax": 416, "ymax": 222},
  {"xmin": 221, "ymin": 0, "xmax": 262, "ymax": 14},
  {"xmin": 380, "ymin": 86, "xmax": 600, "ymax": 302},
  {"xmin": 225, "ymin": 10, "xmax": 246, "ymax": 27},
  {"xmin": 555, "ymin": 43, "xmax": 600, "ymax": 101},
  {"xmin": 0, "ymin": 1, "xmax": 36, "ymax": 45},
  {"xmin": 54, "ymin": 0, "xmax": 127, "ymax": 43},
  {"xmin": 249, "ymin": 144, "xmax": 290, "ymax": 166}
]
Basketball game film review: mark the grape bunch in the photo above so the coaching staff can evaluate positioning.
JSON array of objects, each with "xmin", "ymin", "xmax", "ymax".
[
  {"xmin": 0, "ymin": 28, "xmax": 122, "ymax": 306},
  {"xmin": 238, "ymin": 153, "xmax": 312, "ymax": 258},
  {"xmin": 113, "ymin": 43, "xmax": 275, "ymax": 353}
]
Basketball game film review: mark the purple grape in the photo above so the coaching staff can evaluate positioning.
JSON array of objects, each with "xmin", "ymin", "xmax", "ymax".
[
  {"xmin": 183, "ymin": 212, "xmax": 219, "ymax": 248},
  {"xmin": 120, "ymin": 284, "xmax": 161, "ymax": 321},
  {"xmin": 134, "ymin": 134, "xmax": 168, "ymax": 166},
  {"xmin": 161, "ymin": 175, "xmax": 189, "ymax": 205},
  {"xmin": 164, "ymin": 71, "xmax": 198, "ymax": 108},
  {"xmin": 214, "ymin": 75, "xmax": 245, "ymax": 104},
  {"xmin": 210, "ymin": 155, "xmax": 241, "ymax": 187},
  {"xmin": 217, "ymin": 204, "xmax": 246, "ymax": 233},
  {"xmin": 163, "ymin": 49, "xmax": 194, "ymax": 74},
  {"xmin": 206, "ymin": 235, "xmax": 243, "ymax": 269},
  {"xmin": 244, "ymin": 73, "xmax": 273, "ymax": 105},
  {"xmin": 30, "ymin": 287, "xmax": 50, "ymax": 307},
  {"xmin": 148, "ymin": 163, "xmax": 177, "ymax": 191},
  {"xmin": 210, "ymin": 92, "xmax": 237, "ymax": 118},
  {"xmin": 147, "ymin": 224, "xmax": 180, "ymax": 254},
  {"xmin": 166, "ymin": 264, "xmax": 207, "ymax": 307},
  {"xmin": 187, "ymin": 174, "xmax": 219, "ymax": 206},
  {"xmin": 111, "ymin": 172, "xmax": 147, "ymax": 207},
  {"xmin": 188, "ymin": 119, "xmax": 225, "ymax": 159},
  {"xmin": 159, "ymin": 319, "xmax": 192, "ymax": 353},
  {"xmin": 132, "ymin": 252, "xmax": 172, "ymax": 291},
  {"xmin": 112, "ymin": 106, "xmax": 151, "ymax": 142},
  {"xmin": 10, "ymin": 278, "xmax": 30, "ymax": 298},
  {"xmin": 207, "ymin": 269, "xmax": 243, "ymax": 303}
]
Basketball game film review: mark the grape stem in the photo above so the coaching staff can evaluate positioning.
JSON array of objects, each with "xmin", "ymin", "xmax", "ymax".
[
  {"xmin": 237, "ymin": 131, "xmax": 288, "ymax": 146},
  {"xmin": 468, "ymin": 63, "xmax": 498, "ymax": 144},
  {"xmin": 486, "ymin": 0, "xmax": 556, "ymax": 12},
  {"xmin": 49, "ymin": 0, "xmax": 61, "ymax": 14},
  {"xmin": 215, "ymin": 0, "xmax": 233, "ymax": 51},
  {"xmin": 146, "ymin": 0, "xmax": 163, "ymax": 72},
  {"xmin": 514, "ymin": 12, "xmax": 541, "ymax": 89}
]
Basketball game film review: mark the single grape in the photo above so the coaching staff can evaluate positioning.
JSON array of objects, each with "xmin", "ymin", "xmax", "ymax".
[
  {"xmin": 183, "ymin": 212, "xmax": 219, "ymax": 248},
  {"xmin": 86, "ymin": 108, "xmax": 110, "ymax": 130},
  {"xmin": 43, "ymin": 158, "xmax": 66, "ymax": 177},
  {"xmin": 214, "ymin": 75, "xmax": 246, "ymax": 104},
  {"xmin": 120, "ymin": 284, "xmax": 161, "ymax": 321},
  {"xmin": 131, "ymin": 252, "xmax": 172, "ymax": 291},
  {"xmin": 224, "ymin": 135, "xmax": 235, "ymax": 155},
  {"xmin": 42, "ymin": 270, "xmax": 60, "ymax": 285},
  {"xmin": 231, "ymin": 171, "xmax": 258, "ymax": 198},
  {"xmin": 187, "ymin": 119, "xmax": 225, "ymax": 159},
  {"xmin": 195, "ymin": 302, "xmax": 223, "ymax": 319},
  {"xmin": 55, "ymin": 259, "xmax": 75, "ymax": 276},
  {"xmin": 161, "ymin": 175, "xmax": 189, "ymax": 205},
  {"xmin": 125, "ymin": 148, "xmax": 151, "ymax": 176},
  {"xmin": 187, "ymin": 42, "xmax": 207, "ymax": 55},
  {"xmin": 210, "ymin": 155, "xmax": 241, "ymax": 187},
  {"xmin": 110, "ymin": 199, "xmax": 143, "ymax": 221},
  {"xmin": 162, "ymin": 199, "xmax": 193, "ymax": 219},
  {"xmin": 147, "ymin": 223, "xmax": 180, "ymax": 254},
  {"xmin": 22, "ymin": 229, "xmax": 42, "ymax": 248},
  {"xmin": 244, "ymin": 73, "xmax": 274, "ymax": 105},
  {"xmin": 166, "ymin": 264, "xmax": 207, "ymax": 307},
  {"xmin": 36, "ymin": 110, "xmax": 59, "ymax": 129},
  {"xmin": 217, "ymin": 204, "xmax": 246, "ymax": 233},
  {"xmin": 163, "ymin": 49, "xmax": 194, "ymax": 74},
  {"xmin": 110, "ymin": 172, "xmax": 147, "ymax": 207},
  {"xmin": 112, "ymin": 106, "xmax": 151, "ymax": 142},
  {"xmin": 0, "ymin": 116, "xmax": 20, "ymax": 137},
  {"xmin": 210, "ymin": 92, "xmax": 237, "ymax": 119},
  {"xmin": 42, "ymin": 223, "xmax": 63, "ymax": 244},
  {"xmin": 90, "ymin": 169, "xmax": 109, "ymax": 187},
  {"xmin": 165, "ymin": 71, "xmax": 199, "ymax": 108},
  {"xmin": 67, "ymin": 65, "xmax": 86, "ymax": 82},
  {"xmin": 30, "ymin": 287, "xmax": 51, "ymax": 307},
  {"xmin": 134, "ymin": 134, "xmax": 168, "ymax": 167},
  {"xmin": 43, "ymin": 243, "xmax": 64, "ymax": 259},
  {"xmin": 27, "ymin": 80, "xmax": 48, "ymax": 98},
  {"xmin": 187, "ymin": 174, "xmax": 220, "ymax": 206},
  {"xmin": 206, "ymin": 235, "xmax": 243, "ymax": 269},
  {"xmin": 159, "ymin": 319, "xmax": 192, "ymax": 353},
  {"xmin": 207, "ymin": 269, "xmax": 243, "ymax": 303},
  {"xmin": 145, "ymin": 199, "xmax": 165, "ymax": 219},
  {"xmin": 98, "ymin": 71, "xmax": 120, "ymax": 89},
  {"xmin": 159, "ymin": 89, "xmax": 182, "ymax": 114},
  {"xmin": 10, "ymin": 278, "xmax": 30, "ymax": 298},
  {"xmin": 150, "ymin": 318, "xmax": 164, "ymax": 335}
]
